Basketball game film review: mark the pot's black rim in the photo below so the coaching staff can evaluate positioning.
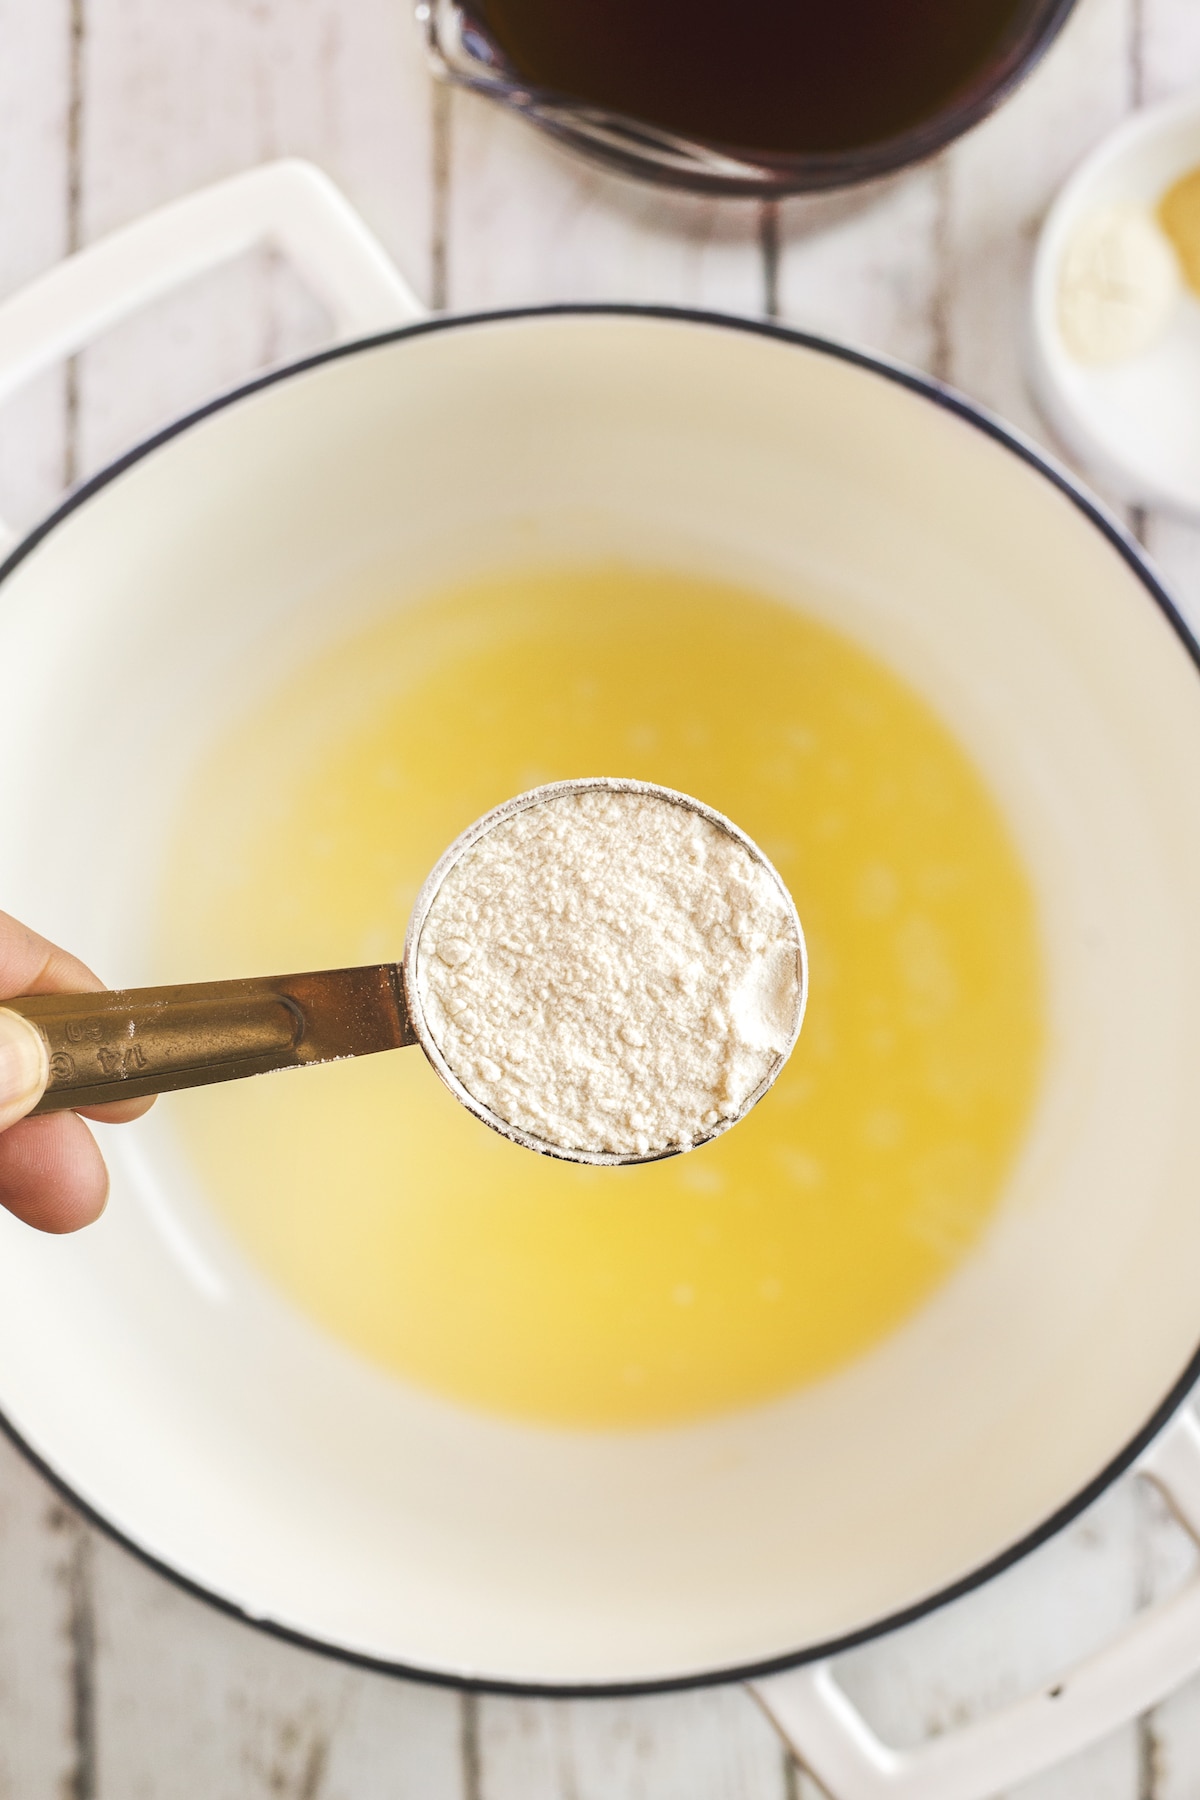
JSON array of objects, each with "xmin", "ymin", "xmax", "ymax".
[{"xmin": 2, "ymin": 301, "xmax": 1198, "ymax": 1699}]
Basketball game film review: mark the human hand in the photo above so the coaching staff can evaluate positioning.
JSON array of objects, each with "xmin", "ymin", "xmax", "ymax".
[{"xmin": 0, "ymin": 910, "xmax": 153, "ymax": 1232}]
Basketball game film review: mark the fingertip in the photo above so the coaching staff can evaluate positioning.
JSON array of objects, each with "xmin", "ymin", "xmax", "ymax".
[
  {"xmin": 76, "ymin": 1093, "xmax": 157, "ymax": 1126},
  {"xmin": 0, "ymin": 1112, "xmax": 109, "ymax": 1233},
  {"xmin": 0, "ymin": 1007, "xmax": 49, "ymax": 1132}
]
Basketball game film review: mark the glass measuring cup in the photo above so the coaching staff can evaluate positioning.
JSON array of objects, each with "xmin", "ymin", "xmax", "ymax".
[
  {"xmin": 3, "ymin": 780, "xmax": 807, "ymax": 1168},
  {"xmin": 419, "ymin": 0, "xmax": 1078, "ymax": 197}
]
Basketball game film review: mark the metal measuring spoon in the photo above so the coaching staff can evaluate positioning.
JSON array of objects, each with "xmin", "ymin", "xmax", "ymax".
[{"xmin": 3, "ymin": 779, "xmax": 807, "ymax": 1167}]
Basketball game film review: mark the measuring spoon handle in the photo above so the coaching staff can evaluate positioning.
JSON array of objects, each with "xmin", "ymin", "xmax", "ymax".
[{"xmin": 1, "ymin": 964, "xmax": 415, "ymax": 1113}]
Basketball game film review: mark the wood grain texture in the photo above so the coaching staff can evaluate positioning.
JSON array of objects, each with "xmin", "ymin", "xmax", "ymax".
[
  {"xmin": 774, "ymin": 168, "xmax": 944, "ymax": 368},
  {"xmin": 89, "ymin": 1535, "xmax": 464, "ymax": 1800},
  {"xmin": 0, "ymin": 1435, "xmax": 93, "ymax": 1800},
  {"xmin": 74, "ymin": 0, "xmax": 434, "ymax": 479},
  {"xmin": 0, "ymin": 0, "xmax": 70, "ymax": 533},
  {"xmin": 0, "ymin": 16, "xmax": 95, "ymax": 1792},
  {"xmin": 443, "ymin": 87, "xmax": 766, "ymax": 314},
  {"xmin": 474, "ymin": 1687, "xmax": 790, "ymax": 1800}
]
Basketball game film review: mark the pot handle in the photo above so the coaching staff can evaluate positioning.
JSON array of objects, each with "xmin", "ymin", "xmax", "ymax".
[
  {"xmin": 750, "ymin": 1405, "xmax": 1200, "ymax": 1800},
  {"xmin": 0, "ymin": 159, "xmax": 424, "ymax": 551}
]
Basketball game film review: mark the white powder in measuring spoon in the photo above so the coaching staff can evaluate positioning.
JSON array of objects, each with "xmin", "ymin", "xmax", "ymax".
[{"xmin": 414, "ymin": 784, "xmax": 805, "ymax": 1158}]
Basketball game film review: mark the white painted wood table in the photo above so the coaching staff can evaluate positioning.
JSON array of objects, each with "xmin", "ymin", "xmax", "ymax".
[{"xmin": 2, "ymin": 2, "xmax": 1200, "ymax": 1794}]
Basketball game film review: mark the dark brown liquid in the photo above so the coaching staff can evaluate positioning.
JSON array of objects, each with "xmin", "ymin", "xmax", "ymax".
[{"xmin": 477, "ymin": 0, "xmax": 1031, "ymax": 156}]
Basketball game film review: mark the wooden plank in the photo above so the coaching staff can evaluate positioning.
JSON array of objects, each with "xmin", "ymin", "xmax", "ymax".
[
  {"xmin": 0, "ymin": 1435, "xmax": 93, "ymax": 1800},
  {"xmin": 774, "ymin": 167, "xmax": 944, "ymax": 369},
  {"xmin": 0, "ymin": 0, "xmax": 70, "ymax": 532},
  {"xmin": 75, "ymin": 0, "xmax": 434, "ymax": 480},
  {"xmin": 0, "ymin": 11, "xmax": 95, "ymax": 1794},
  {"xmin": 1137, "ymin": 0, "xmax": 1200, "ymax": 101},
  {"xmin": 89, "ymin": 1532, "xmax": 464, "ymax": 1799},
  {"xmin": 475, "ymin": 1685, "xmax": 790, "ymax": 1800},
  {"xmin": 1133, "ymin": 1412, "xmax": 1200, "ymax": 1800},
  {"xmin": 442, "ymin": 86, "xmax": 766, "ymax": 315}
]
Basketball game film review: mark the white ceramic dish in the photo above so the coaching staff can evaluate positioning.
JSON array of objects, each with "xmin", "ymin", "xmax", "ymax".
[
  {"xmin": 1030, "ymin": 89, "xmax": 1200, "ymax": 516},
  {"xmin": 4, "ymin": 164, "xmax": 1200, "ymax": 1800}
]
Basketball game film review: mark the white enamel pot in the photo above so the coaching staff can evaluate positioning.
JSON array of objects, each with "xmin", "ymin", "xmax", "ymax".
[{"xmin": 3, "ymin": 163, "xmax": 1200, "ymax": 1800}]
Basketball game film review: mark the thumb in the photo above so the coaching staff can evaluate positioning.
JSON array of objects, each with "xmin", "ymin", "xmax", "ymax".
[{"xmin": 0, "ymin": 1009, "xmax": 49, "ymax": 1132}]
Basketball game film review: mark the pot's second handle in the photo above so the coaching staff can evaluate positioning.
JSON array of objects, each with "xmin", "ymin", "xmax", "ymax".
[
  {"xmin": 0, "ymin": 160, "xmax": 423, "ymax": 411},
  {"xmin": 0, "ymin": 159, "xmax": 425, "ymax": 544},
  {"xmin": 751, "ymin": 1406, "xmax": 1200, "ymax": 1800}
]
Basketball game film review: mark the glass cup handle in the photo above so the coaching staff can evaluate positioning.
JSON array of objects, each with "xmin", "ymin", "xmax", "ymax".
[{"xmin": 750, "ymin": 1406, "xmax": 1200, "ymax": 1800}]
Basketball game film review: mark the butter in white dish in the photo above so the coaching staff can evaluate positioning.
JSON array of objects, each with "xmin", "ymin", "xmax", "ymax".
[{"xmin": 1057, "ymin": 203, "xmax": 1180, "ymax": 364}]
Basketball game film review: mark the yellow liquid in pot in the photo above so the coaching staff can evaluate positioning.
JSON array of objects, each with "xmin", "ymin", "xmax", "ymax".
[{"xmin": 158, "ymin": 567, "xmax": 1043, "ymax": 1428}]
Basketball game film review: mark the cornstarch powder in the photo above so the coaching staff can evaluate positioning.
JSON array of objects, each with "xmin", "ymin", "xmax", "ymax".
[{"xmin": 415, "ymin": 786, "xmax": 803, "ymax": 1157}]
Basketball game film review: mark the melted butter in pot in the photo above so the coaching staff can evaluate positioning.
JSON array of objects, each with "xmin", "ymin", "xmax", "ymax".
[{"xmin": 158, "ymin": 567, "xmax": 1043, "ymax": 1429}]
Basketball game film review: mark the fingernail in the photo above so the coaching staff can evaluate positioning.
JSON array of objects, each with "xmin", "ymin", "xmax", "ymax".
[{"xmin": 0, "ymin": 1009, "xmax": 49, "ymax": 1132}]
